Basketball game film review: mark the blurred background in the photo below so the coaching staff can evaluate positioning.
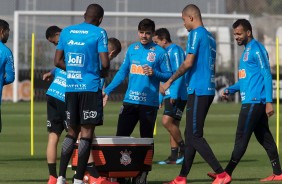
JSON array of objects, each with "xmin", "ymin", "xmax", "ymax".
[{"xmin": 0, "ymin": 0, "xmax": 281, "ymax": 102}]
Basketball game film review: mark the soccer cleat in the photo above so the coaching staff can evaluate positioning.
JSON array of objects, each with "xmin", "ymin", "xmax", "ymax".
[
  {"xmin": 88, "ymin": 176, "xmax": 119, "ymax": 184},
  {"xmin": 176, "ymin": 155, "xmax": 184, "ymax": 164},
  {"xmin": 260, "ymin": 174, "xmax": 282, "ymax": 182},
  {"xmin": 158, "ymin": 156, "xmax": 177, "ymax": 165},
  {"xmin": 83, "ymin": 172, "xmax": 90, "ymax": 184},
  {"xmin": 163, "ymin": 176, "xmax": 186, "ymax": 184},
  {"xmin": 207, "ymin": 172, "xmax": 217, "ymax": 179},
  {"xmin": 56, "ymin": 176, "xmax": 67, "ymax": 184},
  {"xmin": 212, "ymin": 172, "xmax": 231, "ymax": 184},
  {"xmin": 48, "ymin": 175, "xmax": 57, "ymax": 184}
]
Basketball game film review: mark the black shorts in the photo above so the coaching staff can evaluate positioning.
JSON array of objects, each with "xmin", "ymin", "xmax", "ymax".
[
  {"xmin": 163, "ymin": 98, "xmax": 187, "ymax": 121},
  {"xmin": 65, "ymin": 92, "xmax": 99, "ymax": 126},
  {"xmin": 96, "ymin": 89, "xmax": 103, "ymax": 126},
  {"xmin": 116, "ymin": 103, "xmax": 158, "ymax": 138},
  {"xmin": 46, "ymin": 95, "xmax": 68, "ymax": 134}
]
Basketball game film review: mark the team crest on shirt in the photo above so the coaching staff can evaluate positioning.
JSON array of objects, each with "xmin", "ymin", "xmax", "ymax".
[
  {"xmin": 134, "ymin": 45, "xmax": 140, "ymax": 50},
  {"xmin": 149, "ymin": 46, "xmax": 156, "ymax": 51},
  {"xmin": 120, "ymin": 149, "xmax": 132, "ymax": 166},
  {"xmin": 243, "ymin": 52, "xmax": 249, "ymax": 61},
  {"xmin": 147, "ymin": 52, "xmax": 156, "ymax": 62}
]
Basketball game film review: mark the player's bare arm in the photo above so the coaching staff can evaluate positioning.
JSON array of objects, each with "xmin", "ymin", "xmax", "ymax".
[
  {"xmin": 54, "ymin": 50, "xmax": 65, "ymax": 70},
  {"xmin": 160, "ymin": 54, "xmax": 195, "ymax": 94}
]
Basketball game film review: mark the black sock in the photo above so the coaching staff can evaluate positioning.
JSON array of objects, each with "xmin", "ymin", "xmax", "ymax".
[
  {"xmin": 225, "ymin": 160, "xmax": 238, "ymax": 176},
  {"xmin": 48, "ymin": 163, "xmax": 57, "ymax": 178},
  {"xmin": 86, "ymin": 162, "xmax": 99, "ymax": 178},
  {"xmin": 271, "ymin": 158, "xmax": 282, "ymax": 175},
  {"xmin": 75, "ymin": 138, "xmax": 92, "ymax": 180},
  {"xmin": 171, "ymin": 147, "xmax": 178, "ymax": 160},
  {"xmin": 59, "ymin": 135, "xmax": 76, "ymax": 177},
  {"xmin": 178, "ymin": 140, "xmax": 185, "ymax": 154}
]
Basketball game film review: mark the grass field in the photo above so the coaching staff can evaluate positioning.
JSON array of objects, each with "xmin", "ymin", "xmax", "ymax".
[{"xmin": 0, "ymin": 101, "xmax": 281, "ymax": 184}]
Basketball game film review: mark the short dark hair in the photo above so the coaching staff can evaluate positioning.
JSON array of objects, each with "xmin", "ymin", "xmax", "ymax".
[
  {"xmin": 138, "ymin": 18, "xmax": 155, "ymax": 32},
  {"xmin": 233, "ymin": 19, "xmax": 252, "ymax": 33},
  {"xmin": 85, "ymin": 4, "xmax": 104, "ymax": 19},
  {"xmin": 108, "ymin": 37, "xmax": 122, "ymax": 55},
  {"xmin": 154, "ymin": 28, "xmax": 172, "ymax": 43},
  {"xmin": 0, "ymin": 19, "xmax": 9, "ymax": 32},
  {"xmin": 45, "ymin": 25, "xmax": 62, "ymax": 40}
]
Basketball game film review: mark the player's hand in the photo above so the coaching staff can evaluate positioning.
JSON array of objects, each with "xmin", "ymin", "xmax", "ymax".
[
  {"xmin": 102, "ymin": 92, "xmax": 108, "ymax": 107},
  {"xmin": 42, "ymin": 72, "xmax": 53, "ymax": 81},
  {"xmin": 160, "ymin": 81, "xmax": 171, "ymax": 95},
  {"xmin": 170, "ymin": 98, "xmax": 176, "ymax": 105},
  {"xmin": 142, "ymin": 65, "xmax": 154, "ymax": 76},
  {"xmin": 221, "ymin": 88, "xmax": 229, "ymax": 100},
  {"xmin": 159, "ymin": 103, "xmax": 163, "ymax": 109},
  {"xmin": 266, "ymin": 102, "xmax": 274, "ymax": 117}
]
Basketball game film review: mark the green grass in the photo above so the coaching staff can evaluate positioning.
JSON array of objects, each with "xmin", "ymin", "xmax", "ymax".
[{"xmin": 0, "ymin": 101, "xmax": 281, "ymax": 183}]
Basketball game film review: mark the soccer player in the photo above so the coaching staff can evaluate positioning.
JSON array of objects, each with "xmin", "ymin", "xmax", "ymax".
[
  {"xmin": 54, "ymin": 4, "xmax": 116, "ymax": 184},
  {"xmin": 160, "ymin": 4, "xmax": 231, "ymax": 184},
  {"xmin": 208, "ymin": 19, "xmax": 282, "ymax": 183},
  {"xmin": 43, "ymin": 26, "xmax": 68, "ymax": 184},
  {"xmin": 103, "ymin": 18, "xmax": 172, "ymax": 183},
  {"xmin": 152, "ymin": 28, "xmax": 186, "ymax": 165},
  {"xmin": 0, "ymin": 19, "xmax": 15, "ymax": 133}
]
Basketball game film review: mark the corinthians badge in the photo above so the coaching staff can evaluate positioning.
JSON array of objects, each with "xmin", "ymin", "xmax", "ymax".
[{"xmin": 120, "ymin": 149, "xmax": 132, "ymax": 166}]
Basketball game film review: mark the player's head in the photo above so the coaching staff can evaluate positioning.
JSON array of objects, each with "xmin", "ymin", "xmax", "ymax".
[
  {"xmin": 233, "ymin": 19, "xmax": 253, "ymax": 46},
  {"xmin": 0, "ymin": 19, "xmax": 10, "ymax": 43},
  {"xmin": 182, "ymin": 4, "xmax": 202, "ymax": 32},
  {"xmin": 153, "ymin": 28, "xmax": 172, "ymax": 48},
  {"xmin": 108, "ymin": 37, "xmax": 122, "ymax": 61},
  {"xmin": 84, "ymin": 4, "xmax": 104, "ymax": 26},
  {"xmin": 138, "ymin": 18, "xmax": 155, "ymax": 45},
  {"xmin": 45, "ymin": 25, "xmax": 62, "ymax": 46}
]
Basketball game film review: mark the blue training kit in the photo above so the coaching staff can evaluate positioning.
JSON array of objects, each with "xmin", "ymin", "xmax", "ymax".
[
  {"xmin": 227, "ymin": 39, "xmax": 272, "ymax": 104},
  {"xmin": 57, "ymin": 22, "xmax": 108, "ymax": 92},
  {"xmin": 104, "ymin": 41, "xmax": 172, "ymax": 107}
]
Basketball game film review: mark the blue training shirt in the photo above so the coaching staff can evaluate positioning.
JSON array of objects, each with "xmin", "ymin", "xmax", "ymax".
[
  {"xmin": 104, "ymin": 41, "xmax": 172, "ymax": 107},
  {"xmin": 57, "ymin": 22, "xmax": 108, "ymax": 92},
  {"xmin": 185, "ymin": 26, "xmax": 216, "ymax": 96},
  {"xmin": 162, "ymin": 43, "xmax": 187, "ymax": 101},
  {"xmin": 227, "ymin": 39, "xmax": 272, "ymax": 104},
  {"xmin": 0, "ymin": 41, "xmax": 15, "ymax": 104},
  {"xmin": 46, "ymin": 68, "xmax": 66, "ymax": 102}
]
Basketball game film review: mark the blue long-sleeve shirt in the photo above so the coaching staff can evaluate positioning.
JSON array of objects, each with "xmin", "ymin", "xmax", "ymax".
[
  {"xmin": 104, "ymin": 41, "xmax": 172, "ymax": 107},
  {"xmin": 0, "ymin": 41, "xmax": 15, "ymax": 104},
  {"xmin": 227, "ymin": 39, "xmax": 272, "ymax": 104}
]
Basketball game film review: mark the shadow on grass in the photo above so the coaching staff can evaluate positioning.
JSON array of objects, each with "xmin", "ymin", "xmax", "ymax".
[
  {"xmin": 0, "ymin": 157, "xmax": 46, "ymax": 162},
  {"xmin": 0, "ymin": 179, "xmax": 45, "ymax": 183},
  {"xmin": 153, "ymin": 159, "xmax": 258, "ymax": 165}
]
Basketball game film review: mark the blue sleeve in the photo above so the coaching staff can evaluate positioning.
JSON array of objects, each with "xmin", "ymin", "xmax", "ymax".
[
  {"xmin": 256, "ymin": 46, "xmax": 272, "ymax": 102},
  {"xmin": 4, "ymin": 50, "xmax": 15, "ymax": 85},
  {"xmin": 226, "ymin": 82, "xmax": 240, "ymax": 94},
  {"xmin": 169, "ymin": 47, "xmax": 185, "ymax": 99},
  {"xmin": 153, "ymin": 52, "xmax": 172, "ymax": 82},
  {"xmin": 98, "ymin": 29, "xmax": 108, "ymax": 53},
  {"xmin": 104, "ymin": 51, "xmax": 130, "ymax": 95},
  {"xmin": 187, "ymin": 30, "xmax": 200, "ymax": 55}
]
